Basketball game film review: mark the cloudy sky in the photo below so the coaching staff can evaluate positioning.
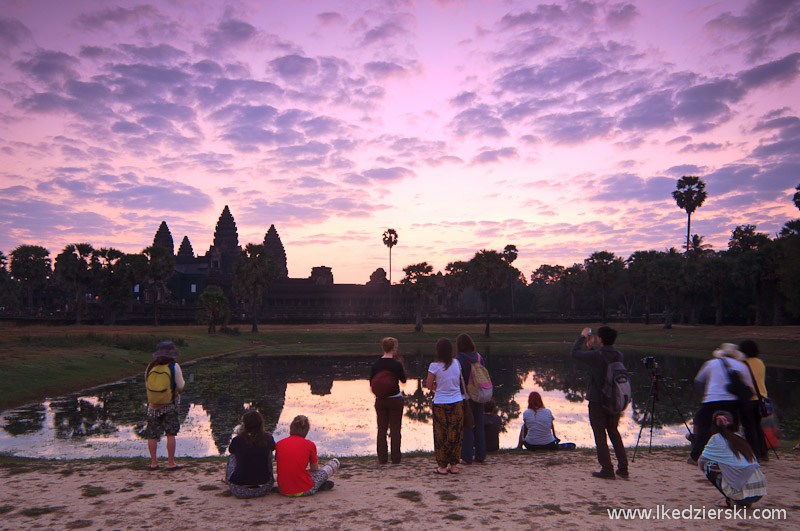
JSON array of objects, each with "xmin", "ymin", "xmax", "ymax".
[{"xmin": 1, "ymin": 0, "xmax": 799, "ymax": 284}]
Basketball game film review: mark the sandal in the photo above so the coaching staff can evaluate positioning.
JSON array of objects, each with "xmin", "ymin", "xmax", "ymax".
[{"xmin": 433, "ymin": 468, "xmax": 448, "ymax": 475}]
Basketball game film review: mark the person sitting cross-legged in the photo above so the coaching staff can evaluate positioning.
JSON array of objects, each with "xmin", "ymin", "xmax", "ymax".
[{"xmin": 275, "ymin": 415, "xmax": 340, "ymax": 496}]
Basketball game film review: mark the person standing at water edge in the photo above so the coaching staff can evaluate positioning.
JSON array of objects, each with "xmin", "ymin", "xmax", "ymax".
[
  {"xmin": 571, "ymin": 327, "xmax": 629, "ymax": 479},
  {"xmin": 370, "ymin": 337, "xmax": 407, "ymax": 464},
  {"xmin": 455, "ymin": 333, "xmax": 487, "ymax": 464},
  {"xmin": 427, "ymin": 338, "xmax": 464, "ymax": 475},
  {"xmin": 144, "ymin": 340, "xmax": 185, "ymax": 470}
]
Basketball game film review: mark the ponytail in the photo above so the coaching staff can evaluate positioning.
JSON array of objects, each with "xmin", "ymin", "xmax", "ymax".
[{"xmin": 710, "ymin": 411, "xmax": 755, "ymax": 463}]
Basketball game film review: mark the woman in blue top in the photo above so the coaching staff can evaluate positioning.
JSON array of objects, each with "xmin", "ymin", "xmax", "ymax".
[
  {"xmin": 427, "ymin": 338, "xmax": 464, "ymax": 475},
  {"xmin": 698, "ymin": 410, "xmax": 766, "ymax": 508}
]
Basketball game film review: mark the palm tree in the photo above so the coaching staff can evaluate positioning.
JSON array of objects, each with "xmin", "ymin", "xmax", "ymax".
[
  {"xmin": 92, "ymin": 247, "xmax": 129, "ymax": 325},
  {"xmin": 502, "ymin": 244, "xmax": 519, "ymax": 315},
  {"xmin": 562, "ymin": 264, "xmax": 585, "ymax": 316},
  {"xmin": 140, "ymin": 245, "xmax": 175, "ymax": 326},
  {"xmin": 233, "ymin": 243, "xmax": 275, "ymax": 333},
  {"xmin": 673, "ymin": 176, "xmax": 708, "ymax": 254},
  {"xmin": 197, "ymin": 285, "xmax": 230, "ymax": 334},
  {"xmin": 627, "ymin": 250, "xmax": 659, "ymax": 324},
  {"xmin": 584, "ymin": 250, "xmax": 623, "ymax": 324},
  {"xmin": 54, "ymin": 243, "xmax": 95, "ymax": 324},
  {"xmin": 400, "ymin": 262, "xmax": 435, "ymax": 332},
  {"xmin": 651, "ymin": 249, "xmax": 684, "ymax": 329},
  {"xmin": 9, "ymin": 244, "xmax": 51, "ymax": 313},
  {"xmin": 468, "ymin": 249, "xmax": 509, "ymax": 337},
  {"xmin": 382, "ymin": 229, "xmax": 398, "ymax": 314},
  {"xmin": 444, "ymin": 260, "xmax": 469, "ymax": 316}
]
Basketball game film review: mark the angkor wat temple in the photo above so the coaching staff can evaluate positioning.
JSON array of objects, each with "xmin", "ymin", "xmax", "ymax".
[{"xmin": 150, "ymin": 206, "xmax": 470, "ymax": 322}]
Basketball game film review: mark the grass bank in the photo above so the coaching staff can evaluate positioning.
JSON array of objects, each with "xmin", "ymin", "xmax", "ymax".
[{"xmin": 1, "ymin": 322, "xmax": 798, "ymax": 411}]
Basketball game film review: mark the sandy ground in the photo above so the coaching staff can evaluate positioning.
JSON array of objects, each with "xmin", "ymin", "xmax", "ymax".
[{"xmin": 1, "ymin": 448, "xmax": 797, "ymax": 531}]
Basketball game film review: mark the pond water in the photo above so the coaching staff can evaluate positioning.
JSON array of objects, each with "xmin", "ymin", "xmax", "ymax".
[{"xmin": 2, "ymin": 344, "xmax": 799, "ymax": 459}]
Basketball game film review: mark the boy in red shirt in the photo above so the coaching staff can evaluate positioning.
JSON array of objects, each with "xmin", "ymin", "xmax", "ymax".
[{"xmin": 275, "ymin": 415, "xmax": 340, "ymax": 496}]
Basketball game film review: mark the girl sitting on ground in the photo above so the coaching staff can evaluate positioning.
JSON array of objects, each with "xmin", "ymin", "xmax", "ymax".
[
  {"xmin": 519, "ymin": 391, "xmax": 575, "ymax": 451},
  {"xmin": 275, "ymin": 415, "xmax": 340, "ymax": 496},
  {"xmin": 698, "ymin": 410, "xmax": 767, "ymax": 508},
  {"xmin": 226, "ymin": 409, "xmax": 276, "ymax": 499}
]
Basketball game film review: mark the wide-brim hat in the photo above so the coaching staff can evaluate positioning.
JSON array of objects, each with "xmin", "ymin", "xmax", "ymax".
[
  {"xmin": 712, "ymin": 343, "xmax": 745, "ymax": 361},
  {"xmin": 152, "ymin": 340, "xmax": 179, "ymax": 359}
]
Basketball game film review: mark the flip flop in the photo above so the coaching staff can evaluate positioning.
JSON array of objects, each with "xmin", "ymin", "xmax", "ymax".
[
  {"xmin": 448, "ymin": 469, "xmax": 459, "ymax": 474},
  {"xmin": 166, "ymin": 465, "xmax": 182, "ymax": 471},
  {"xmin": 149, "ymin": 465, "xmax": 159, "ymax": 471},
  {"xmin": 433, "ymin": 469, "xmax": 448, "ymax": 475}
]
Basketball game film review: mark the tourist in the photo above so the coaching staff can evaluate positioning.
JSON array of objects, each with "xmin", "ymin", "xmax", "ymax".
[
  {"xmin": 739, "ymin": 340, "xmax": 769, "ymax": 460},
  {"xmin": 571, "ymin": 327, "xmax": 629, "ymax": 479},
  {"xmin": 225, "ymin": 410, "xmax": 275, "ymax": 498},
  {"xmin": 369, "ymin": 337, "xmax": 407, "ymax": 464},
  {"xmin": 275, "ymin": 415, "xmax": 339, "ymax": 496},
  {"xmin": 483, "ymin": 399, "xmax": 502, "ymax": 452},
  {"xmin": 455, "ymin": 333, "xmax": 487, "ymax": 464},
  {"xmin": 519, "ymin": 391, "xmax": 575, "ymax": 451},
  {"xmin": 689, "ymin": 344, "xmax": 754, "ymax": 465},
  {"xmin": 144, "ymin": 340, "xmax": 185, "ymax": 471},
  {"xmin": 427, "ymin": 338, "xmax": 464, "ymax": 475},
  {"xmin": 698, "ymin": 410, "xmax": 767, "ymax": 508}
]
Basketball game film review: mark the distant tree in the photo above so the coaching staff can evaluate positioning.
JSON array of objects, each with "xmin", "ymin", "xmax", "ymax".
[
  {"xmin": 197, "ymin": 285, "xmax": 230, "ymax": 334},
  {"xmin": 0, "ymin": 251, "xmax": 19, "ymax": 311},
  {"xmin": 502, "ymin": 244, "xmax": 519, "ymax": 314},
  {"xmin": 400, "ymin": 262, "xmax": 435, "ymax": 332},
  {"xmin": 584, "ymin": 250, "xmax": 624, "ymax": 323},
  {"xmin": 140, "ymin": 245, "xmax": 175, "ymax": 326},
  {"xmin": 382, "ymin": 229, "xmax": 398, "ymax": 312},
  {"xmin": 9, "ymin": 244, "xmax": 51, "ymax": 313},
  {"xmin": 794, "ymin": 183, "xmax": 800, "ymax": 211},
  {"xmin": 699, "ymin": 252, "xmax": 732, "ymax": 325},
  {"xmin": 531, "ymin": 264, "xmax": 565, "ymax": 286},
  {"xmin": 233, "ymin": 243, "xmax": 275, "ymax": 333},
  {"xmin": 650, "ymin": 249, "xmax": 684, "ymax": 329},
  {"xmin": 627, "ymin": 250, "xmax": 659, "ymax": 324},
  {"xmin": 685, "ymin": 234, "xmax": 713, "ymax": 262},
  {"xmin": 444, "ymin": 260, "xmax": 470, "ymax": 317},
  {"xmin": 92, "ymin": 247, "xmax": 130, "ymax": 325},
  {"xmin": 728, "ymin": 224, "xmax": 769, "ymax": 253},
  {"xmin": 673, "ymin": 176, "xmax": 707, "ymax": 253},
  {"xmin": 779, "ymin": 219, "xmax": 800, "ymax": 237},
  {"xmin": 469, "ymin": 249, "xmax": 509, "ymax": 337},
  {"xmin": 562, "ymin": 264, "xmax": 585, "ymax": 316},
  {"xmin": 54, "ymin": 243, "xmax": 96, "ymax": 325}
]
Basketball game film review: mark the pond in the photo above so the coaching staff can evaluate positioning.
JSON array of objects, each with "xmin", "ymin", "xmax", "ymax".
[{"xmin": 2, "ymin": 343, "xmax": 799, "ymax": 459}]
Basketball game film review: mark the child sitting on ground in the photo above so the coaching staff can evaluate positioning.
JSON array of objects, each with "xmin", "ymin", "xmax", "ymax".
[
  {"xmin": 275, "ymin": 415, "xmax": 340, "ymax": 496},
  {"xmin": 225, "ymin": 409, "xmax": 275, "ymax": 499}
]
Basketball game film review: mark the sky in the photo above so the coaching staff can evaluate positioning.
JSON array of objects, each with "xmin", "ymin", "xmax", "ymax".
[{"xmin": 1, "ymin": 0, "xmax": 799, "ymax": 284}]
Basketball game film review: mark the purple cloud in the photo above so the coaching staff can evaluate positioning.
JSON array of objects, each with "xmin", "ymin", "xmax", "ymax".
[
  {"xmin": 270, "ymin": 54, "xmax": 318, "ymax": 80},
  {"xmin": 73, "ymin": 5, "xmax": 161, "ymax": 31},
  {"xmin": 362, "ymin": 167, "xmax": 413, "ymax": 182},
  {"xmin": 362, "ymin": 20, "xmax": 408, "ymax": 46},
  {"xmin": 317, "ymin": 12, "xmax": 344, "ymax": 25},
  {"xmin": 15, "ymin": 50, "xmax": 80, "ymax": 83},
  {"xmin": 679, "ymin": 142, "xmax": 724, "ymax": 153},
  {"xmin": 538, "ymin": 110, "xmax": 614, "ymax": 144},
  {"xmin": 364, "ymin": 61, "xmax": 407, "ymax": 79},
  {"xmin": 472, "ymin": 147, "xmax": 518, "ymax": 164},
  {"xmin": 0, "ymin": 17, "xmax": 32, "ymax": 50},
  {"xmin": 739, "ymin": 52, "xmax": 800, "ymax": 89},
  {"xmin": 203, "ymin": 19, "xmax": 256, "ymax": 50},
  {"xmin": 452, "ymin": 104, "xmax": 509, "ymax": 138}
]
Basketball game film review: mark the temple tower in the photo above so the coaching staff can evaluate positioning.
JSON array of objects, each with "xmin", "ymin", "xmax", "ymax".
[
  {"xmin": 263, "ymin": 224, "xmax": 288, "ymax": 279},
  {"xmin": 153, "ymin": 221, "xmax": 174, "ymax": 255},
  {"xmin": 176, "ymin": 236, "xmax": 194, "ymax": 264},
  {"xmin": 206, "ymin": 205, "xmax": 242, "ymax": 286}
]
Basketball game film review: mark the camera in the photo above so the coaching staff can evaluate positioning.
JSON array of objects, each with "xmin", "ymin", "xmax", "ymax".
[{"xmin": 642, "ymin": 356, "xmax": 658, "ymax": 370}]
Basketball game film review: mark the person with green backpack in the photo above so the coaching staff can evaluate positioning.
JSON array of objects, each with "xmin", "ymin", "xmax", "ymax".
[{"xmin": 144, "ymin": 341, "xmax": 185, "ymax": 470}]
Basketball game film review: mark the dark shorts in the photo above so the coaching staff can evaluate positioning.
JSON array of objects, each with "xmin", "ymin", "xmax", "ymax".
[{"xmin": 144, "ymin": 409, "xmax": 180, "ymax": 439}]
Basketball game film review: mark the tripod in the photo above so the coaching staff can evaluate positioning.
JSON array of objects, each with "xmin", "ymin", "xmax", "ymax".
[{"xmin": 632, "ymin": 367, "xmax": 692, "ymax": 461}]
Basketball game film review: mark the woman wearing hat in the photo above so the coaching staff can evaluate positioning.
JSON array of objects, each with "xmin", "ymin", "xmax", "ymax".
[
  {"xmin": 144, "ymin": 341, "xmax": 185, "ymax": 470},
  {"xmin": 689, "ymin": 344, "xmax": 754, "ymax": 465}
]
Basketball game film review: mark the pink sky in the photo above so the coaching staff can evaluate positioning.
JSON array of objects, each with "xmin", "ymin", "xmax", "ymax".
[{"xmin": 1, "ymin": 0, "xmax": 798, "ymax": 284}]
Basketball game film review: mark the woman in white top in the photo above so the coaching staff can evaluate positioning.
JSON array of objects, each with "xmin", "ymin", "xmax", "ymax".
[{"xmin": 426, "ymin": 338, "xmax": 464, "ymax": 475}]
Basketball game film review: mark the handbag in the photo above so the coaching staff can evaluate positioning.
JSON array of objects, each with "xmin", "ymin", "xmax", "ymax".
[
  {"xmin": 742, "ymin": 362, "xmax": 773, "ymax": 417},
  {"xmin": 720, "ymin": 358, "xmax": 753, "ymax": 402}
]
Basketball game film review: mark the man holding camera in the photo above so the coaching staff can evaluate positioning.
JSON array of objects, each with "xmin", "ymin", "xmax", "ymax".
[{"xmin": 572, "ymin": 326, "xmax": 629, "ymax": 479}]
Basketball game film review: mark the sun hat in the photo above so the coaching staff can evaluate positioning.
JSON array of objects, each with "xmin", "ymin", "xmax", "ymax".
[
  {"xmin": 711, "ymin": 343, "xmax": 745, "ymax": 361},
  {"xmin": 152, "ymin": 340, "xmax": 179, "ymax": 359}
]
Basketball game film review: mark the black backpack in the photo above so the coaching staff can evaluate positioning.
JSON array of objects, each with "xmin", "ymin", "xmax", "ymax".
[{"xmin": 601, "ymin": 351, "xmax": 631, "ymax": 414}]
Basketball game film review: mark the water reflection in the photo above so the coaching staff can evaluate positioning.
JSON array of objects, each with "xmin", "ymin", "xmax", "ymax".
[{"xmin": 2, "ymin": 345, "xmax": 798, "ymax": 459}]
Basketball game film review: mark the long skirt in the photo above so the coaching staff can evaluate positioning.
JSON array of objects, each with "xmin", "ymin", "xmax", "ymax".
[{"xmin": 433, "ymin": 402, "xmax": 463, "ymax": 469}]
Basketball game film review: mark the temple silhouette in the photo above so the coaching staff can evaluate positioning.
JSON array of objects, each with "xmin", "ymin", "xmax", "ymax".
[{"xmin": 149, "ymin": 205, "xmax": 466, "ymax": 322}]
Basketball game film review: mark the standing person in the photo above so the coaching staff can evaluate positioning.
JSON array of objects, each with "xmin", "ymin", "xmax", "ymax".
[
  {"xmin": 275, "ymin": 415, "xmax": 340, "ymax": 496},
  {"xmin": 144, "ymin": 340, "xmax": 185, "ymax": 471},
  {"xmin": 226, "ymin": 410, "xmax": 276, "ymax": 499},
  {"xmin": 483, "ymin": 400, "xmax": 502, "ymax": 453},
  {"xmin": 698, "ymin": 410, "xmax": 767, "ymax": 508},
  {"xmin": 739, "ymin": 340, "xmax": 768, "ymax": 460},
  {"xmin": 455, "ymin": 333, "xmax": 487, "ymax": 464},
  {"xmin": 572, "ymin": 327, "xmax": 629, "ymax": 479},
  {"xmin": 369, "ymin": 337, "xmax": 407, "ymax": 464},
  {"xmin": 689, "ymin": 344, "xmax": 754, "ymax": 465},
  {"xmin": 427, "ymin": 338, "xmax": 464, "ymax": 475}
]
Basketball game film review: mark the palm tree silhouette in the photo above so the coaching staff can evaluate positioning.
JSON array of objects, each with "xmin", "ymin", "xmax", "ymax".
[
  {"xmin": 672, "ymin": 176, "xmax": 708, "ymax": 254},
  {"xmin": 794, "ymin": 184, "xmax": 800, "ymax": 211},
  {"xmin": 382, "ymin": 229, "xmax": 398, "ymax": 314}
]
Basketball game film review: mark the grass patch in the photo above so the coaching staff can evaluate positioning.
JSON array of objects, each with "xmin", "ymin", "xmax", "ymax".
[
  {"xmin": 59, "ymin": 468, "xmax": 75, "ymax": 476},
  {"xmin": 443, "ymin": 514, "xmax": 466, "ymax": 521},
  {"xmin": 118, "ymin": 488, "xmax": 133, "ymax": 493},
  {"xmin": 136, "ymin": 493, "xmax": 156, "ymax": 499},
  {"xmin": 197, "ymin": 484, "xmax": 220, "ymax": 491},
  {"xmin": 81, "ymin": 485, "xmax": 110, "ymax": 498},
  {"xmin": 20, "ymin": 506, "xmax": 59, "ymax": 517},
  {"xmin": 542, "ymin": 504, "xmax": 570, "ymax": 514},
  {"xmin": 127, "ymin": 481, "xmax": 144, "ymax": 488},
  {"xmin": 219, "ymin": 491, "xmax": 232, "ymax": 497},
  {"xmin": 164, "ymin": 490, "xmax": 175, "ymax": 495},
  {"xmin": 436, "ymin": 490, "xmax": 458, "ymax": 501},
  {"xmin": 396, "ymin": 490, "xmax": 421, "ymax": 502},
  {"xmin": 65, "ymin": 520, "xmax": 93, "ymax": 529},
  {"xmin": 0, "ymin": 505, "xmax": 14, "ymax": 515}
]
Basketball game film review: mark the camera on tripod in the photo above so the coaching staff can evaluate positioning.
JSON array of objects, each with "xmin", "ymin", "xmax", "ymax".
[{"xmin": 641, "ymin": 356, "xmax": 658, "ymax": 370}]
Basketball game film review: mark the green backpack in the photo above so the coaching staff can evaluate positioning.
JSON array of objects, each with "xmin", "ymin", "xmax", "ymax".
[{"xmin": 146, "ymin": 363, "xmax": 175, "ymax": 406}]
